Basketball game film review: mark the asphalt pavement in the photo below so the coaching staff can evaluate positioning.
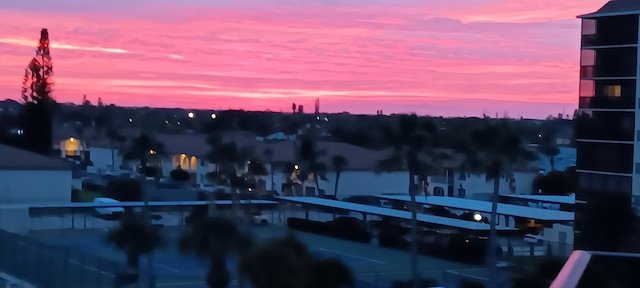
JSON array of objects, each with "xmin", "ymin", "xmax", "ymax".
[{"xmin": 29, "ymin": 225, "xmax": 480, "ymax": 288}]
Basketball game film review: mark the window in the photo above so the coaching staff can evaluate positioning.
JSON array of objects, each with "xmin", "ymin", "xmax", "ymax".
[
  {"xmin": 577, "ymin": 172, "xmax": 632, "ymax": 194},
  {"xmin": 576, "ymin": 142, "xmax": 634, "ymax": 174},
  {"xmin": 200, "ymin": 160, "xmax": 206, "ymax": 167},
  {"xmin": 636, "ymin": 163, "xmax": 640, "ymax": 174},
  {"xmin": 575, "ymin": 110, "xmax": 635, "ymax": 141},
  {"xmin": 580, "ymin": 50, "xmax": 596, "ymax": 66},
  {"xmin": 579, "ymin": 80, "xmax": 595, "ymax": 97},
  {"xmin": 604, "ymin": 85, "xmax": 622, "ymax": 97},
  {"xmin": 637, "ymin": 130, "xmax": 640, "ymax": 141},
  {"xmin": 581, "ymin": 19, "xmax": 597, "ymax": 35}
]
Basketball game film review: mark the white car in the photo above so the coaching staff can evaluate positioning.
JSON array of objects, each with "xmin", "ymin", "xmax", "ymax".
[
  {"xmin": 524, "ymin": 233, "xmax": 543, "ymax": 244},
  {"xmin": 103, "ymin": 169, "xmax": 122, "ymax": 177},
  {"xmin": 94, "ymin": 197, "xmax": 124, "ymax": 219}
]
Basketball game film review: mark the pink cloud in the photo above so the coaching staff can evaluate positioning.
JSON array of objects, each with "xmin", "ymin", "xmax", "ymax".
[{"xmin": 0, "ymin": 0, "xmax": 593, "ymax": 118}]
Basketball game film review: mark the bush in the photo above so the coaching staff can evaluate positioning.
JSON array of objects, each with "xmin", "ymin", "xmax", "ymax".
[
  {"xmin": 103, "ymin": 178, "xmax": 143, "ymax": 201},
  {"xmin": 378, "ymin": 225, "xmax": 409, "ymax": 249},
  {"xmin": 287, "ymin": 218, "xmax": 328, "ymax": 234},
  {"xmin": 71, "ymin": 188, "xmax": 81, "ymax": 202},
  {"xmin": 82, "ymin": 181, "xmax": 103, "ymax": 192},
  {"xmin": 143, "ymin": 166, "xmax": 159, "ymax": 177},
  {"xmin": 460, "ymin": 280, "xmax": 485, "ymax": 288},
  {"xmin": 326, "ymin": 217, "xmax": 372, "ymax": 243},
  {"xmin": 169, "ymin": 167, "xmax": 190, "ymax": 182}
]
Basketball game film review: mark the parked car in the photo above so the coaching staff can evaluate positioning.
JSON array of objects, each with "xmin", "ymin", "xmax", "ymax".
[
  {"xmin": 104, "ymin": 169, "xmax": 123, "ymax": 177},
  {"xmin": 193, "ymin": 183, "xmax": 215, "ymax": 192},
  {"xmin": 94, "ymin": 197, "xmax": 124, "ymax": 220}
]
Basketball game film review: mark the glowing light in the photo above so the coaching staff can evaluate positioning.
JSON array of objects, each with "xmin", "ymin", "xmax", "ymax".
[
  {"xmin": 294, "ymin": 164, "xmax": 299, "ymax": 170},
  {"xmin": 473, "ymin": 213, "xmax": 482, "ymax": 222},
  {"xmin": 211, "ymin": 113, "xmax": 217, "ymax": 119},
  {"xmin": 187, "ymin": 112, "xmax": 194, "ymax": 118},
  {"xmin": 69, "ymin": 137, "xmax": 75, "ymax": 142}
]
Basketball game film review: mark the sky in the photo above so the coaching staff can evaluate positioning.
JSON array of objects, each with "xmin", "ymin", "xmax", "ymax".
[{"xmin": 0, "ymin": 0, "xmax": 607, "ymax": 118}]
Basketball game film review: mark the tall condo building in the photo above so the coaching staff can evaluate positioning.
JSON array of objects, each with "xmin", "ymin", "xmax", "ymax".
[{"xmin": 575, "ymin": 0, "xmax": 640, "ymax": 249}]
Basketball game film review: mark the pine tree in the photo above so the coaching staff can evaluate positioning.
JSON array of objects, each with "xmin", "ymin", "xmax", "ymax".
[{"xmin": 18, "ymin": 28, "xmax": 56, "ymax": 156}]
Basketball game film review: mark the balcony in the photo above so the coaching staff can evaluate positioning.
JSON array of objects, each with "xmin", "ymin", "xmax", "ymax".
[{"xmin": 580, "ymin": 15, "xmax": 639, "ymax": 47}]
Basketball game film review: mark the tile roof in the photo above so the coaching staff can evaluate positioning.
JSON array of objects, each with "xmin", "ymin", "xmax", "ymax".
[{"xmin": 0, "ymin": 144, "xmax": 73, "ymax": 170}]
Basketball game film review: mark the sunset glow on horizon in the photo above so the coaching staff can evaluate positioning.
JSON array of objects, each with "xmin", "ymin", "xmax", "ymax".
[{"xmin": 0, "ymin": 0, "xmax": 608, "ymax": 118}]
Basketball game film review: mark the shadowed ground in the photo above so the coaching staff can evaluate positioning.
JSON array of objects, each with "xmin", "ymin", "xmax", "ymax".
[{"xmin": 30, "ymin": 225, "xmax": 479, "ymax": 288}]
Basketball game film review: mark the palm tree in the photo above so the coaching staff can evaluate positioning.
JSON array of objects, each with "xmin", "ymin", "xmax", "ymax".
[
  {"xmin": 297, "ymin": 136, "xmax": 327, "ymax": 196},
  {"xmin": 180, "ymin": 216, "xmax": 251, "ymax": 288},
  {"xmin": 206, "ymin": 133, "xmax": 254, "ymax": 222},
  {"xmin": 122, "ymin": 133, "xmax": 165, "ymax": 175},
  {"xmin": 457, "ymin": 119, "xmax": 537, "ymax": 287},
  {"xmin": 331, "ymin": 155, "xmax": 348, "ymax": 198},
  {"xmin": 375, "ymin": 114, "xmax": 443, "ymax": 288},
  {"xmin": 106, "ymin": 128, "xmax": 125, "ymax": 170},
  {"xmin": 239, "ymin": 234, "xmax": 354, "ymax": 288},
  {"xmin": 107, "ymin": 212, "xmax": 163, "ymax": 285},
  {"xmin": 538, "ymin": 137, "xmax": 560, "ymax": 171},
  {"xmin": 263, "ymin": 148, "xmax": 275, "ymax": 192}
]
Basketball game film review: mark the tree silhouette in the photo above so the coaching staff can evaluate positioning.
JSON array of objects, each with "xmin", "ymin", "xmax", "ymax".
[
  {"xmin": 239, "ymin": 234, "xmax": 354, "ymax": 288},
  {"xmin": 456, "ymin": 119, "xmax": 537, "ymax": 286},
  {"xmin": 180, "ymin": 216, "xmax": 252, "ymax": 288},
  {"xmin": 331, "ymin": 155, "xmax": 348, "ymax": 198},
  {"xmin": 263, "ymin": 148, "xmax": 275, "ymax": 192},
  {"xmin": 107, "ymin": 212, "xmax": 163, "ymax": 285},
  {"xmin": 17, "ymin": 28, "xmax": 55, "ymax": 156},
  {"xmin": 376, "ymin": 114, "xmax": 445, "ymax": 288}
]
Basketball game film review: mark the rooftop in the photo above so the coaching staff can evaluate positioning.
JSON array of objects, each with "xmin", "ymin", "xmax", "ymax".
[
  {"xmin": 0, "ymin": 144, "xmax": 72, "ymax": 171},
  {"xmin": 578, "ymin": 0, "xmax": 640, "ymax": 18}
]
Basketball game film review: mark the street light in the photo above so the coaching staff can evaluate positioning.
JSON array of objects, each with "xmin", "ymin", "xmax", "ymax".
[
  {"xmin": 211, "ymin": 113, "xmax": 217, "ymax": 119},
  {"xmin": 187, "ymin": 112, "xmax": 194, "ymax": 119}
]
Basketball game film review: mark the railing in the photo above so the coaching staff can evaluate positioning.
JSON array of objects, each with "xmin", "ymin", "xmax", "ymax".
[
  {"xmin": 550, "ymin": 250, "xmax": 640, "ymax": 288},
  {"xmin": 0, "ymin": 229, "xmax": 146, "ymax": 288}
]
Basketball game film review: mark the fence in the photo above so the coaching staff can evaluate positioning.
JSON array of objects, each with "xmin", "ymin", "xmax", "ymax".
[{"xmin": 0, "ymin": 229, "xmax": 149, "ymax": 288}]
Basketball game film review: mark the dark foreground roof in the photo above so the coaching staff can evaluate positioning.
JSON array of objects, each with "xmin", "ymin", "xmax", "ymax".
[
  {"xmin": 0, "ymin": 144, "xmax": 72, "ymax": 170},
  {"xmin": 578, "ymin": 0, "xmax": 640, "ymax": 18}
]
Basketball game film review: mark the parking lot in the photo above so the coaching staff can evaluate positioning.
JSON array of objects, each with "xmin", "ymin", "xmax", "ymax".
[{"xmin": 31, "ymin": 225, "xmax": 477, "ymax": 288}]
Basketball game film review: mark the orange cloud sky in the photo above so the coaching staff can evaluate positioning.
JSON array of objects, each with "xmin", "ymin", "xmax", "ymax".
[{"xmin": 0, "ymin": 0, "xmax": 609, "ymax": 118}]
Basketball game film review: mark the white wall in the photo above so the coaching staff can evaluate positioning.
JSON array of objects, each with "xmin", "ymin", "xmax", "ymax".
[
  {"xmin": 265, "ymin": 170, "xmax": 410, "ymax": 198},
  {"xmin": 543, "ymin": 223, "xmax": 574, "ymax": 244},
  {"xmin": 0, "ymin": 170, "xmax": 72, "ymax": 203},
  {"xmin": 325, "ymin": 171, "xmax": 410, "ymax": 198},
  {"xmin": 429, "ymin": 171, "xmax": 538, "ymax": 199},
  {"xmin": 89, "ymin": 147, "xmax": 122, "ymax": 172}
]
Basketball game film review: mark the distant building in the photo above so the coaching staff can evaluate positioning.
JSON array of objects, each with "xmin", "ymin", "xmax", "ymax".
[{"xmin": 575, "ymin": 0, "xmax": 640, "ymax": 250}]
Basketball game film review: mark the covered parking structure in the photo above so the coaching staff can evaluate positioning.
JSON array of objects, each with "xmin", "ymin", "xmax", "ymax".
[
  {"xmin": 276, "ymin": 196, "xmax": 516, "ymax": 233},
  {"xmin": 373, "ymin": 195, "xmax": 574, "ymax": 223},
  {"xmin": 20, "ymin": 200, "xmax": 279, "ymax": 231}
]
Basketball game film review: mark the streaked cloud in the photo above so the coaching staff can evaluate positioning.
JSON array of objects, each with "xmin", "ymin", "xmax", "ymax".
[{"xmin": 0, "ymin": 0, "xmax": 604, "ymax": 118}]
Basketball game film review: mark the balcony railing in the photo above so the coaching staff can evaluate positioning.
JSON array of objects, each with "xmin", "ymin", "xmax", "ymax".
[{"xmin": 551, "ymin": 250, "xmax": 640, "ymax": 288}]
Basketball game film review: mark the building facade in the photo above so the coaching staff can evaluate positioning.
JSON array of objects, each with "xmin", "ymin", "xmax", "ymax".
[{"xmin": 575, "ymin": 0, "xmax": 640, "ymax": 249}]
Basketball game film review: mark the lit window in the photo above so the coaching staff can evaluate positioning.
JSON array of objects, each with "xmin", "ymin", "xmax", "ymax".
[{"xmin": 604, "ymin": 85, "xmax": 621, "ymax": 97}]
